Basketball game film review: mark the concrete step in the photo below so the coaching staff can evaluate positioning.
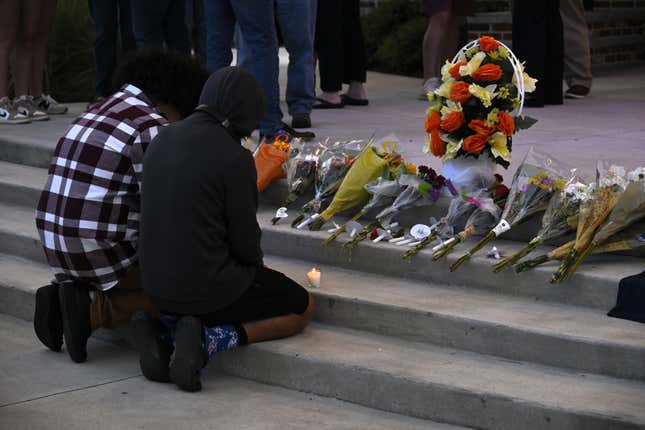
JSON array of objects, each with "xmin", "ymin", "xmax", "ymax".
[
  {"xmin": 0, "ymin": 314, "xmax": 465, "ymax": 430},
  {"xmin": 0, "ymin": 253, "xmax": 50, "ymax": 321},
  {"xmin": 0, "ymin": 160, "xmax": 46, "ymax": 208},
  {"xmin": 2, "ymin": 199, "xmax": 642, "ymax": 311},
  {"xmin": 213, "ymin": 323, "xmax": 645, "ymax": 430}
]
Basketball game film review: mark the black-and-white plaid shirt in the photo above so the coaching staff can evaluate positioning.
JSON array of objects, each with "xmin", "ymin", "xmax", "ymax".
[{"xmin": 35, "ymin": 84, "xmax": 168, "ymax": 290}]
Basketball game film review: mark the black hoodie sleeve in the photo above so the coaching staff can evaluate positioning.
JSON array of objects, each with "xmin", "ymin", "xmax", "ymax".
[{"xmin": 223, "ymin": 151, "xmax": 263, "ymax": 267}]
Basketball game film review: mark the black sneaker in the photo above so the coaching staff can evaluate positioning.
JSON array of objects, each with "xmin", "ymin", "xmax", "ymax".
[
  {"xmin": 280, "ymin": 122, "xmax": 315, "ymax": 140},
  {"xmin": 58, "ymin": 279, "xmax": 92, "ymax": 363},
  {"xmin": 169, "ymin": 316, "xmax": 207, "ymax": 392},
  {"xmin": 291, "ymin": 113, "xmax": 311, "ymax": 129},
  {"xmin": 34, "ymin": 282, "xmax": 63, "ymax": 352},
  {"xmin": 130, "ymin": 311, "xmax": 172, "ymax": 383},
  {"xmin": 564, "ymin": 85, "xmax": 590, "ymax": 99}
]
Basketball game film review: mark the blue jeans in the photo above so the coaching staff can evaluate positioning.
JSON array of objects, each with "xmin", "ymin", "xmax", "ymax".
[
  {"xmin": 237, "ymin": 0, "xmax": 317, "ymax": 116},
  {"xmin": 130, "ymin": 0, "xmax": 191, "ymax": 54},
  {"xmin": 204, "ymin": 0, "xmax": 281, "ymax": 135},
  {"xmin": 88, "ymin": 0, "xmax": 136, "ymax": 98}
]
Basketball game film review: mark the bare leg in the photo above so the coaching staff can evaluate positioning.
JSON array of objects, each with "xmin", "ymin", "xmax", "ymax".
[
  {"xmin": 422, "ymin": 11, "xmax": 451, "ymax": 81},
  {"xmin": 0, "ymin": 0, "xmax": 19, "ymax": 98},
  {"xmin": 317, "ymin": 91, "xmax": 341, "ymax": 105},
  {"xmin": 243, "ymin": 292, "xmax": 315, "ymax": 343},
  {"xmin": 440, "ymin": 15, "xmax": 461, "ymax": 70},
  {"xmin": 30, "ymin": 0, "xmax": 57, "ymax": 96},
  {"xmin": 346, "ymin": 80, "xmax": 366, "ymax": 100},
  {"xmin": 14, "ymin": 0, "xmax": 40, "ymax": 96}
]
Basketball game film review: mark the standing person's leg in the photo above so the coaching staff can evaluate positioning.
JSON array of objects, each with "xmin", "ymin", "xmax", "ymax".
[
  {"xmin": 276, "ymin": 0, "xmax": 315, "ymax": 120},
  {"xmin": 560, "ymin": 0, "xmax": 591, "ymax": 96},
  {"xmin": 544, "ymin": 0, "xmax": 563, "ymax": 105},
  {"xmin": 89, "ymin": 0, "xmax": 118, "ymax": 99},
  {"xmin": 118, "ymin": 0, "xmax": 136, "ymax": 53},
  {"xmin": 131, "ymin": 0, "xmax": 167, "ymax": 50},
  {"xmin": 0, "ymin": 0, "xmax": 19, "ymax": 98},
  {"xmin": 232, "ymin": 0, "xmax": 281, "ymax": 136},
  {"xmin": 13, "ymin": 0, "xmax": 49, "ymax": 120},
  {"xmin": 341, "ymin": 0, "xmax": 367, "ymax": 104},
  {"xmin": 203, "ymin": 0, "xmax": 235, "ymax": 71},
  {"xmin": 313, "ymin": 0, "xmax": 343, "ymax": 107},
  {"xmin": 512, "ymin": 1, "xmax": 547, "ymax": 107},
  {"xmin": 162, "ymin": 0, "xmax": 191, "ymax": 54},
  {"xmin": 421, "ymin": 1, "xmax": 452, "ymax": 97}
]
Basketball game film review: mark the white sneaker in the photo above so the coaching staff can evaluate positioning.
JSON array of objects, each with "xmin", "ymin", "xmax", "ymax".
[
  {"xmin": 0, "ymin": 97, "xmax": 30, "ymax": 124},
  {"xmin": 14, "ymin": 95, "xmax": 50, "ymax": 121},
  {"xmin": 35, "ymin": 94, "xmax": 68, "ymax": 115},
  {"xmin": 418, "ymin": 77, "xmax": 442, "ymax": 101}
]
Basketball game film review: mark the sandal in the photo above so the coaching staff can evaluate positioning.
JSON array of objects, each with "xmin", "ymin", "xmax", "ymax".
[
  {"xmin": 341, "ymin": 94, "xmax": 369, "ymax": 106},
  {"xmin": 312, "ymin": 97, "xmax": 344, "ymax": 109}
]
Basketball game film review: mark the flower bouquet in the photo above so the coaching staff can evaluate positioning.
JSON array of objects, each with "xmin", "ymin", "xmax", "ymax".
[
  {"xmin": 308, "ymin": 136, "xmax": 402, "ymax": 231},
  {"xmin": 432, "ymin": 194, "xmax": 502, "ymax": 260},
  {"xmin": 423, "ymin": 35, "xmax": 538, "ymax": 193},
  {"xmin": 254, "ymin": 134, "xmax": 292, "ymax": 192},
  {"xmin": 449, "ymin": 147, "xmax": 570, "ymax": 272},
  {"xmin": 553, "ymin": 167, "xmax": 645, "ymax": 281},
  {"xmin": 290, "ymin": 140, "xmax": 362, "ymax": 228},
  {"xmin": 491, "ymin": 181, "xmax": 588, "ymax": 272},
  {"xmin": 270, "ymin": 141, "xmax": 320, "ymax": 224}
]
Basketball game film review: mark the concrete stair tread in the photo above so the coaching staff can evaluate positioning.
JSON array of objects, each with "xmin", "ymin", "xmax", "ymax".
[
  {"xmin": 0, "ymin": 160, "xmax": 47, "ymax": 188},
  {"xmin": 0, "ymin": 252, "xmax": 51, "ymax": 294},
  {"xmin": 265, "ymin": 255, "xmax": 645, "ymax": 350},
  {"xmin": 229, "ymin": 323, "xmax": 645, "ymax": 426}
]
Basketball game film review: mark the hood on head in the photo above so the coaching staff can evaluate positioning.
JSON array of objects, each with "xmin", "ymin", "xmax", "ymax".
[{"xmin": 198, "ymin": 67, "xmax": 266, "ymax": 138}]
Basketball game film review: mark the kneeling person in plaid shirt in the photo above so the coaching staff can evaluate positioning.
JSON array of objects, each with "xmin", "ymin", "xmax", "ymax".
[{"xmin": 33, "ymin": 51, "xmax": 208, "ymax": 363}]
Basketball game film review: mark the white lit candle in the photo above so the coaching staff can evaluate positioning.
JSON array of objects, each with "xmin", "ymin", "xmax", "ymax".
[{"xmin": 306, "ymin": 267, "xmax": 321, "ymax": 288}]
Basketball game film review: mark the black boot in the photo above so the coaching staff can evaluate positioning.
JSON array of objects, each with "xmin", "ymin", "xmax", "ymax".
[
  {"xmin": 58, "ymin": 279, "xmax": 91, "ymax": 363},
  {"xmin": 34, "ymin": 282, "xmax": 63, "ymax": 352},
  {"xmin": 170, "ymin": 316, "xmax": 207, "ymax": 392},
  {"xmin": 130, "ymin": 311, "xmax": 172, "ymax": 383}
]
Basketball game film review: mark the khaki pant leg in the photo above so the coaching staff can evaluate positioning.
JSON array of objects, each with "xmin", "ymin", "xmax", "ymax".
[{"xmin": 560, "ymin": 0, "xmax": 593, "ymax": 88}]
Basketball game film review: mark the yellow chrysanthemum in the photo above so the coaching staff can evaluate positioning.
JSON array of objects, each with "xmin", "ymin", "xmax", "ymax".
[
  {"xmin": 440, "ymin": 60, "xmax": 455, "ymax": 81},
  {"xmin": 489, "ymin": 132, "xmax": 510, "ymax": 162},
  {"xmin": 512, "ymin": 63, "xmax": 538, "ymax": 93},
  {"xmin": 459, "ymin": 51, "xmax": 486, "ymax": 77},
  {"xmin": 434, "ymin": 80, "xmax": 455, "ymax": 99},
  {"xmin": 468, "ymin": 83, "xmax": 497, "ymax": 108},
  {"xmin": 486, "ymin": 108, "xmax": 500, "ymax": 126},
  {"xmin": 440, "ymin": 135, "xmax": 462, "ymax": 162},
  {"xmin": 440, "ymin": 100, "xmax": 463, "ymax": 119}
]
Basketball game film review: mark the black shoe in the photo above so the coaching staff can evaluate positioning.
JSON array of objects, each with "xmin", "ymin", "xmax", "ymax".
[
  {"xmin": 58, "ymin": 280, "xmax": 91, "ymax": 363},
  {"xmin": 341, "ymin": 94, "xmax": 369, "ymax": 106},
  {"xmin": 170, "ymin": 316, "xmax": 207, "ymax": 392},
  {"xmin": 280, "ymin": 122, "xmax": 315, "ymax": 140},
  {"xmin": 291, "ymin": 113, "xmax": 311, "ymax": 129},
  {"xmin": 34, "ymin": 282, "xmax": 63, "ymax": 352},
  {"xmin": 130, "ymin": 311, "xmax": 172, "ymax": 383},
  {"xmin": 565, "ymin": 85, "xmax": 590, "ymax": 99}
]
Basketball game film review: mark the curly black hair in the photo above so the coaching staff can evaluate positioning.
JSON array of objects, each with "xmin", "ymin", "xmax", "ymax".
[{"xmin": 113, "ymin": 50, "xmax": 209, "ymax": 118}]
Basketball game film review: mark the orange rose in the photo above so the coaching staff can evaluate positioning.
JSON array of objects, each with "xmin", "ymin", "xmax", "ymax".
[
  {"xmin": 424, "ymin": 111, "xmax": 440, "ymax": 134},
  {"xmin": 468, "ymin": 119, "xmax": 494, "ymax": 136},
  {"xmin": 472, "ymin": 63, "xmax": 503, "ymax": 82},
  {"xmin": 449, "ymin": 61, "xmax": 467, "ymax": 80},
  {"xmin": 450, "ymin": 81, "xmax": 472, "ymax": 104},
  {"xmin": 478, "ymin": 36, "xmax": 500, "ymax": 53},
  {"xmin": 497, "ymin": 111, "xmax": 515, "ymax": 136},
  {"xmin": 440, "ymin": 111, "xmax": 465, "ymax": 132},
  {"xmin": 430, "ymin": 128, "xmax": 446, "ymax": 157},
  {"xmin": 462, "ymin": 133, "xmax": 488, "ymax": 155}
]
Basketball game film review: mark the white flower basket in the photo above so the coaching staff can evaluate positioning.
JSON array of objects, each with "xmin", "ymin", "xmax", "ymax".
[{"xmin": 452, "ymin": 39, "xmax": 526, "ymax": 116}]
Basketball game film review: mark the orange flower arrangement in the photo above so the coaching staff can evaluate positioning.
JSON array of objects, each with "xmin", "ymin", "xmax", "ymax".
[
  {"xmin": 430, "ymin": 128, "xmax": 446, "ymax": 156},
  {"xmin": 449, "ymin": 61, "xmax": 467, "ymax": 79},
  {"xmin": 477, "ymin": 36, "xmax": 500, "ymax": 53},
  {"xmin": 450, "ymin": 81, "xmax": 472, "ymax": 104},
  {"xmin": 497, "ymin": 111, "xmax": 515, "ymax": 136},
  {"xmin": 425, "ymin": 111, "xmax": 440, "ymax": 133},
  {"xmin": 440, "ymin": 111, "xmax": 465, "ymax": 132},
  {"xmin": 472, "ymin": 63, "xmax": 503, "ymax": 82},
  {"xmin": 468, "ymin": 119, "xmax": 494, "ymax": 136},
  {"xmin": 462, "ymin": 133, "xmax": 488, "ymax": 155}
]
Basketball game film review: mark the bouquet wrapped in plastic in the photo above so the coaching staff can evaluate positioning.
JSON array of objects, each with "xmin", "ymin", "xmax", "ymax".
[
  {"xmin": 254, "ymin": 135, "xmax": 291, "ymax": 192},
  {"xmin": 450, "ymin": 147, "xmax": 569, "ymax": 272},
  {"xmin": 550, "ymin": 164, "xmax": 627, "ymax": 283},
  {"xmin": 291, "ymin": 140, "xmax": 362, "ymax": 228},
  {"xmin": 432, "ymin": 196, "xmax": 501, "ymax": 260},
  {"xmin": 270, "ymin": 141, "xmax": 320, "ymax": 224},
  {"xmin": 308, "ymin": 136, "xmax": 401, "ymax": 231},
  {"xmin": 554, "ymin": 167, "xmax": 644, "ymax": 281},
  {"xmin": 492, "ymin": 181, "xmax": 588, "ymax": 272}
]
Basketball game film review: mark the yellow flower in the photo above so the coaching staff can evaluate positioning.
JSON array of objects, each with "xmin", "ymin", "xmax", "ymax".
[
  {"xmin": 486, "ymin": 108, "xmax": 500, "ymax": 126},
  {"xmin": 440, "ymin": 60, "xmax": 455, "ymax": 81},
  {"xmin": 405, "ymin": 163, "xmax": 417, "ymax": 174},
  {"xmin": 440, "ymin": 135, "xmax": 462, "ymax": 162},
  {"xmin": 489, "ymin": 132, "xmax": 510, "ymax": 162},
  {"xmin": 459, "ymin": 51, "xmax": 486, "ymax": 77},
  {"xmin": 496, "ymin": 87, "xmax": 510, "ymax": 99},
  {"xmin": 498, "ymin": 45, "xmax": 509, "ymax": 58},
  {"xmin": 512, "ymin": 63, "xmax": 538, "ymax": 93},
  {"xmin": 422, "ymin": 134, "xmax": 430, "ymax": 154},
  {"xmin": 440, "ymin": 100, "xmax": 463, "ymax": 119},
  {"xmin": 434, "ymin": 80, "xmax": 455, "ymax": 99},
  {"xmin": 469, "ymin": 83, "xmax": 497, "ymax": 108},
  {"xmin": 465, "ymin": 46, "xmax": 479, "ymax": 59}
]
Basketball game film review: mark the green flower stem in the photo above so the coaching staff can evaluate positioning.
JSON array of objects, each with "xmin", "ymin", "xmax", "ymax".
[
  {"xmin": 550, "ymin": 248, "xmax": 577, "ymax": 283},
  {"xmin": 492, "ymin": 236, "xmax": 541, "ymax": 273},
  {"xmin": 308, "ymin": 217, "xmax": 326, "ymax": 231},
  {"xmin": 291, "ymin": 213, "xmax": 306, "ymax": 228},
  {"xmin": 432, "ymin": 236, "xmax": 461, "ymax": 261},
  {"xmin": 342, "ymin": 220, "xmax": 379, "ymax": 251},
  {"xmin": 401, "ymin": 230, "xmax": 439, "ymax": 260},
  {"xmin": 562, "ymin": 242, "xmax": 595, "ymax": 281},
  {"xmin": 514, "ymin": 254, "xmax": 550, "ymax": 273},
  {"xmin": 322, "ymin": 212, "xmax": 363, "ymax": 246},
  {"xmin": 450, "ymin": 230, "xmax": 496, "ymax": 272}
]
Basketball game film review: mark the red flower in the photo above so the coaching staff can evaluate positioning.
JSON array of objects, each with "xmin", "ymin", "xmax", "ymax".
[
  {"xmin": 370, "ymin": 228, "xmax": 379, "ymax": 241},
  {"xmin": 468, "ymin": 119, "xmax": 494, "ymax": 136},
  {"xmin": 430, "ymin": 128, "xmax": 446, "ymax": 157},
  {"xmin": 440, "ymin": 111, "xmax": 465, "ymax": 132},
  {"xmin": 425, "ymin": 111, "xmax": 440, "ymax": 134},
  {"xmin": 462, "ymin": 133, "xmax": 488, "ymax": 155},
  {"xmin": 478, "ymin": 36, "xmax": 501, "ymax": 53},
  {"xmin": 497, "ymin": 111, "xmax": 515, "ymax": 136},
  {"xmin": 449, "ymin": 61, "xmax": 467, "ymax": 79},
  {"xmin": 450, "ymin": 82, "xmax": 472, "ymax": 104},
  {"xmin": 472, "ymin": 63, "xmax": 503, "ymax": 82}
]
